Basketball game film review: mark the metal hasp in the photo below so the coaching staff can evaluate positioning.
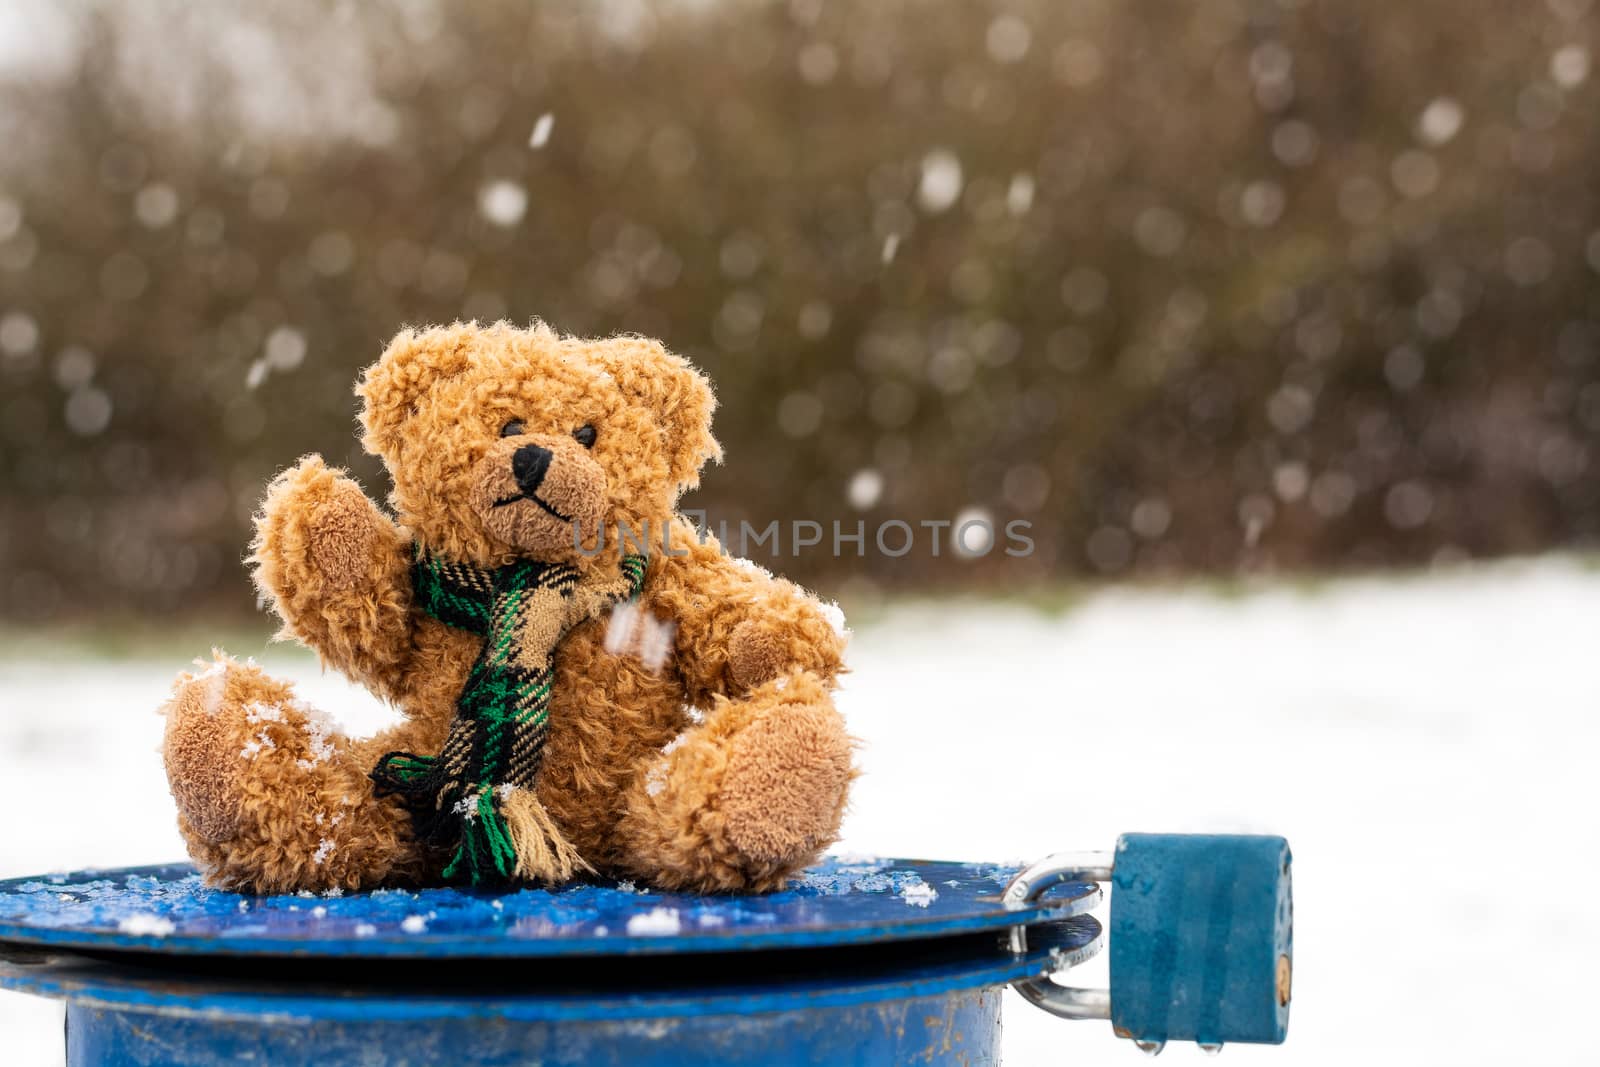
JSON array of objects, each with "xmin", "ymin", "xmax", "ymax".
[
  {"xmin": 1004, "ymin": 833, "xmax": 1293, "ymax": 1055},
  {"xmin": 0, "ymin": 857, "xmax": 1104, "ymax": 1067}
]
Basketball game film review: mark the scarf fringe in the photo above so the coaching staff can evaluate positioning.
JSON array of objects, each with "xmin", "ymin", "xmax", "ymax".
[
  {"xmin": 501, "ymin": 787, "xmax": 593, "ymax": 883},
  {"xmin": 441, "ymin": 789, "xmax": 517, "ymax": 885},
  {"xmin": 378, "ymin": 768, "xmax": 593, "ymax": 887}
]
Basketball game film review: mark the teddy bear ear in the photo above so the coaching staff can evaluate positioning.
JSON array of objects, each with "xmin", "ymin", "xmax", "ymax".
[
  {"xmin": 588, "ymin": 337, "xmax": 722, "ymax": 492},
  {"xmin": 356, "ymin": 325, "xmax": 478, "ymax": 459}
]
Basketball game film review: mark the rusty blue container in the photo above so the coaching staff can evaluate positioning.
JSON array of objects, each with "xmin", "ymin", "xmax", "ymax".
[
  {"xmin": 0, "ymin": 858, "xmax": 1102, "ymax": 1066},
  {"xmin": 0, "ymin": 834, "xmax": 1291, "ymax": 1063}
]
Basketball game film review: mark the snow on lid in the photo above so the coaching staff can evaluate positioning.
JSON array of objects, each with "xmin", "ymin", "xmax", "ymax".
[
  {"xmin": 117, "ymin": 913, "xmax": 176, "ymax": 936},
  {"xmin": 823, "ymin": 851, "xmax": 885, "ymax": 868},
  {"xmin": 625, "ymin": 907, "xmax": 682, "ymax": 936}
]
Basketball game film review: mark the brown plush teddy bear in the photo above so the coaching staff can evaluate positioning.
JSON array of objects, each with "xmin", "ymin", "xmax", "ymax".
[{"xmin": 160, "ymin": 321, "xmax": 854, "ymax": 895}]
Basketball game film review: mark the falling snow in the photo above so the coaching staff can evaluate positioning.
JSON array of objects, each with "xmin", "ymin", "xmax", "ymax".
[
  {"xmin": 528, "ymin": 112, "xmax": 554, "ymax": 149},
  {"xmin": 604, "ymin": 602, "xmax": 638, "ymax": 655},
  {"xmin": 848, "ymin": 468, "xmax": 884, "ymax": 510},
  {"xmin": 245, "ymin": 326, "xmax": 307, "ymax": 391},
  {"xmin": 604, "ymin": 602, "xmax": 674, "ymax": 671},
  {"xmin": 917, "ymin": 149, "xmax": 963, "ymax": 213},
  {"xmin": 478, "ymin": 180, "xmax": 528, "ymax": 227},
  {"xmin": 637, "ymin": 615, "xmax": 674, "ymax": 671},
  {"xmin": 951, "ymin": 506, "xmax": 995, "ymax": 559},
  {"xmin": 1417, "ymin": 97, "xmax": 1465, "ymax": 145}
]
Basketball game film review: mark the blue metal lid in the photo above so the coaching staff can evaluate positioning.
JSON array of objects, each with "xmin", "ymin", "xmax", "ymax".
[
  {"xmin": 0, "ymin": 857, "xmax": 1099, "ymax": 959},
  {"xmin": 0, "ymin": 915, "xmax": 1102, "ymax": 1024}
]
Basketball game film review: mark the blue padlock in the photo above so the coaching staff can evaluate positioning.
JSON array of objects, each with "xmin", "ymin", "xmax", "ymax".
[{"xmin": 1003, "ymin": 832, "xmax": 1292, "ymax": 1055}]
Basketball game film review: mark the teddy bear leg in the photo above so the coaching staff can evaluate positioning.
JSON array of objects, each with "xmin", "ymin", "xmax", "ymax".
[
  {"xmin": 159, "ymin": 652, "xmax": 425, "ymax": 894},
  {"xmin": 613, "ymin": 668, "xmax": 854, "ymax": 893}
]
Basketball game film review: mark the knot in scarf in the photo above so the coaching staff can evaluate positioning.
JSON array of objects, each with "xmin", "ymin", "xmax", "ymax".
[{"xmin": 371, "ymin": 548, "xmax": 648, "ymax": 886}]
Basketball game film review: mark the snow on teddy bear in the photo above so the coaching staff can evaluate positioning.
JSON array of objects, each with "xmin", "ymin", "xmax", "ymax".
[{"xmin": 160, "ymin": 321, "xmax": 854, "ymax": 895}]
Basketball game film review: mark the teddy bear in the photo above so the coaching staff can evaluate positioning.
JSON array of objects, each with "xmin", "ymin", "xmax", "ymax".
[{"xmin": 159, "ymin": 321, "xmax": 854, "ymax": 895}]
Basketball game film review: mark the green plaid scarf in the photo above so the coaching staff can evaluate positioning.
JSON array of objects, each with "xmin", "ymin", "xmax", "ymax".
[{"xmin": 371, "ymin": 548, "xmax": 648, "ymax": 886}]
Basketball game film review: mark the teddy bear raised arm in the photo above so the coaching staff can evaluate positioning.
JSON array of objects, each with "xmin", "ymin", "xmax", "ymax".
[{"xmin": 160, "ymin": 322, "xmax": 854, "ymax": 895}]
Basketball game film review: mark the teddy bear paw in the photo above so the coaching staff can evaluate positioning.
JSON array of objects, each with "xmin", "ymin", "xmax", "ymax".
[
  {"xmin": 618, "ymin": 671, "xmax": 855, "ymax": 893},
  {"xmin": 160, "ymin": 655, "xmax": 252, "ymax": 844},
  {"xmin": 717, "ymin": 696, "xmax": 854, "ymax": 871}
]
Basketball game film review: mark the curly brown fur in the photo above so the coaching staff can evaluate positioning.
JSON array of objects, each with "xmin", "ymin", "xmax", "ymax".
[
  {"xmin": 250, "ymin": 457, "xmax": 416, "ymax": 703},
  {"xmin": 161, "ymin": 321, "xmax": 852, "ymax": 894},
  {"xmin": 161, "ymin": 653, "xmax": 426, "ymax": 893},
  {"xmin": 615, "ymin": 669, "xmax": 856, "ymax": 892},
  {"xmin": 650, "ymin": 518, "xmax": 848, "ymax": 704}
]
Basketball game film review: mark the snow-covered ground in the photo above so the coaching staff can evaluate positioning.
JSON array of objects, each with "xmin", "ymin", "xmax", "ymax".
[{"xmin": 2, "ymin": 557, "xmax": 1595, "ymax": 1065}]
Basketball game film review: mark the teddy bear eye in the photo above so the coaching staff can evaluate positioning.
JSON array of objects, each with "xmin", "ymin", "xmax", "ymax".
[
  {"xmin": 573, "ymin": 424, "xmax": 597, "ymax": 449},
  {"xmin": 500, "ymin": 420, "xmax": 525, "ymax": 438}
]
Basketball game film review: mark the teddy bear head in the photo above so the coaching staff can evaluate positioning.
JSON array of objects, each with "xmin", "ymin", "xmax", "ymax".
[{"xmin": 356, "ymin": 321, "xmax": 720, "ymax": 567}]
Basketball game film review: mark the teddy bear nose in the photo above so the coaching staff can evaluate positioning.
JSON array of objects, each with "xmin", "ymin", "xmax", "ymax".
[{"xmin": 512, "ymin": 444, "xmax": 553, "ymax": 495}]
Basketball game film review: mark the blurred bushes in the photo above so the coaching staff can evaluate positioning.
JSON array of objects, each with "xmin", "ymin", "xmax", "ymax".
[{"xmin": 1, "ymin": 0, "xmax": 1598, "ymax": 620}]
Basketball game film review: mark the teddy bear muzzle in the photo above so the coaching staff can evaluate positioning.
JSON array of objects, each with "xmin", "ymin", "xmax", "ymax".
[{"xmin": 469, "ymin": 433, "xmax": 610, "ymax": 557}]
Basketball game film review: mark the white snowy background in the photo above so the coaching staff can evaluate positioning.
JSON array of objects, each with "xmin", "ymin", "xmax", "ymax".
[{"xmin": 2, "ymin": 555, "xmax": 1595, "ymax": 1065}]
